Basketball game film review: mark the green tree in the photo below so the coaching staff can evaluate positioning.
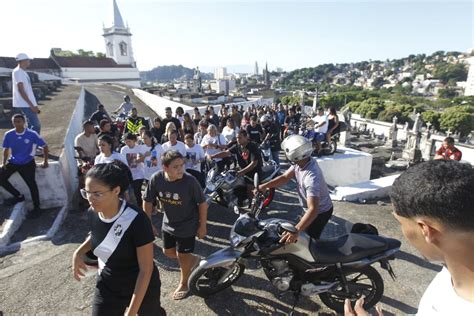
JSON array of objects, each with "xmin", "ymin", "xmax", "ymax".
[
  {"xmin": 421, "ymin": 110, "xmax": 441, "ymax": 130},
  {"xmin": 439, "ymin": 106, "xmax": 474, "ymax": 136},
  {"xmin": 433, "ymin": 63, "xmax": 468, "ymax": 83},
  {"xmin": 438, "ymin": 88, "xmax": 457, "ymax": 98}
]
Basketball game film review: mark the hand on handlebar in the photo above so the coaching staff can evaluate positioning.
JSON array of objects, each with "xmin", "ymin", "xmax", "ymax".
[{"xmin": 279, "ymin": 231, "xmax": 298, "ymax": 244}]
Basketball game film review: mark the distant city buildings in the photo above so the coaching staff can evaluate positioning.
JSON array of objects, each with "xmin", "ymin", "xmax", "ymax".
[
  {"xmin": 464, "ymin": 57, "xmax": 474, "ymax": 96},
  {"xmin": 214, "ymin": 67, "xmax": 227, "ymax": 80}
]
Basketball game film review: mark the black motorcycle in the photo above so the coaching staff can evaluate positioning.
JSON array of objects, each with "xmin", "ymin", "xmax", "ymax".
[{"xmin": 189, "ymin": 174, "xmax": 400, "ymax": 313}]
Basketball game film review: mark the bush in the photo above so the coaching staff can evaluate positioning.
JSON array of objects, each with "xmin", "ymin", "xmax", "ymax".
[{"xmin": 421, "ymin": 110, "xmax": 441, "ymax": 130}]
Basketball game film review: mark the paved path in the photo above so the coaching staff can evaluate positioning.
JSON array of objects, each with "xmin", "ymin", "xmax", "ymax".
[{"xmin": 0, "ymin": 163, "xmax": 439, "ymax": 315}]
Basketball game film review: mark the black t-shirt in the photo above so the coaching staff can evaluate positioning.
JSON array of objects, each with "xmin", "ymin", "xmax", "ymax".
[
  {"xmin": 263, "ymin": 123, "xmax": 281, "ymax": 150},
  {"xmin": 162, "ymin": 117, "xmax": 182, "ymax": 131},
  {"xmin": 150, "ymin": 127, "xmax": 164, "ymax": 144},
  {"xmin": 91, "ymin": 201, "xmax": 159, "ymax": 296},
  {"xmin": 246, "ymin": 124, "xmax": 263, "ymax": 143},
  {"xmin": 284, "ymin": 115, "xmax": 300, "ymax": 128},
  {"xmin": 90, "ymin": 110, "xmax": 110, "ymax": 125},
  {"xmin": 229, "ymin": 141, "xmax": 263, "ymax": 178}
]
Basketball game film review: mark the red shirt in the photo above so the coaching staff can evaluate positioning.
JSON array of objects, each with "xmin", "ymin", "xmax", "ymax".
[{"xmin": 436, "ymin": 146, "xmax": 462, "ymax": 161}]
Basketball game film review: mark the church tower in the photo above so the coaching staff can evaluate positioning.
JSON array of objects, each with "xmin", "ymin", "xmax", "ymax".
[{"xmin": 103, "ymin": 0, "xmax": 136, "ymax": 66}]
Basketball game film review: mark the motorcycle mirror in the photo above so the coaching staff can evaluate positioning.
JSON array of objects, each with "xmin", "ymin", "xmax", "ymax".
[
  {"xmin": 233, "ymin": 206, "xmax": 240, "ymax": 215},
  {"xmin": 254, "ymin": 173, "xmax": 260, "ymax": 189}
]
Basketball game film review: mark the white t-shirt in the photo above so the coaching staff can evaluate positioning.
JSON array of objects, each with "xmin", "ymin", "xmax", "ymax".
[
  {"xmin": 185, "ymin": 144, "xmax": 205, "ymax": 172},
  {"xmin": 120, "ymin": 144, "xmax": 147, "ymax": 180},
  {"xmin": 162, "ymin": 141, "xmax": 186, "ymax": 156},
  {"xmin": 143, "ymin": 144, "xmax": 164, "ymax": 180},
  {"xmin": 200, "ymin": 134, "xmax": 226, "ymax": 162},
  {"xmin": 312, "ymin": 114, "xmax": 328, "ymax": 133},
  {"xmin": 221, "ymin": 126, "xmax": 237, "ymax": 144},
  {"xmin": 74, "ymin": 132, "xmax": 98, "ymax": 159},
  {"xmin": 12, "ymin": 65, "xmax": 37, "ymax": 108},
  {"xmin": 417, "ymin": 267, "xmax": 474, "ymax": 315},
  {"xmin": 94, "ymin": 152, "xmax": 128, "ymax": 166}
]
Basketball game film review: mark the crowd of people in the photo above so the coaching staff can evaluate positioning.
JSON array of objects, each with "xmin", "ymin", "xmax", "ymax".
[{"xmin": 1, "ymin": 53, "xmax": 471, "ymax": 315}]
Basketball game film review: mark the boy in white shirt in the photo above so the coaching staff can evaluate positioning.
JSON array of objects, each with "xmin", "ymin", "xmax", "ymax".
[
  {"xmin": 311, "ymin": 107, "xmax": 328, "ymax": 156},
  {"xmin": 120, "ymin": 133, "xmax": 147, "ymax": 206},
  {"xmin": 345, "ymin": 161, "xmax": 474, "ymax": 316},
  {"xmin": 184, "ymin": 133, "xmax": 205, "ymax": 188}
]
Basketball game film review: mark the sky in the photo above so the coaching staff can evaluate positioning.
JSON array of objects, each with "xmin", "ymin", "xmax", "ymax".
[{"xmin": 1, "ymin": 0, "xmax": 472, "ymax": 72}]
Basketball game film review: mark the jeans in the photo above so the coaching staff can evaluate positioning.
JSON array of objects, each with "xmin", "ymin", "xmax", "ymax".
[
  {"xmin": 14, "ymin": 107, "xmax": 41, "ymax": 134},
  {"xmin": 0, "ymin": 160, "xmax": 40, "ymax": 208}
]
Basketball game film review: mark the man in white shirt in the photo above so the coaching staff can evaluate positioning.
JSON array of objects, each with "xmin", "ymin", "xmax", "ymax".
[
  {"xmin": 345, "ymin": 161, "xmax": 474, "ymax": 316},
  {"xmin": 12, "ymin": 53, "xmax": 41, "ymax": 134},
  {"xmin": 74, "ymin": 121, "xmax": 99, "ymax": 162},
  {"xmin": 311, "ymin": 107, "xmax": 328, "ymax": 156}
]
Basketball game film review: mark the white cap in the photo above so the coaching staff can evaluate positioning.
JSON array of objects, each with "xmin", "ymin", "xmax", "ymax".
[{"xmin": 15, "ymin": 53, "xmax": 30, "ymax": 61}]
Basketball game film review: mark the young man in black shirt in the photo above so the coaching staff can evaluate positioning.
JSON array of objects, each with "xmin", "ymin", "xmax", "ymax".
[
  {"xmin": 89, "ymin": 104, "xmax": 111, "ymax": 125},
  {"xmin": 211, "ymin": 130, "xmax": 263, "ymax": 199},
  {"xmin": 261, "ymin": 114, "xmax": 281, "ymax": 166},
  {"xmin": 246, "ymin": 115, "xmax": 263, "ymax": 143},
  {"xmin": 161, "ymin": 106, "xmax": 184, "ymax": 140}
]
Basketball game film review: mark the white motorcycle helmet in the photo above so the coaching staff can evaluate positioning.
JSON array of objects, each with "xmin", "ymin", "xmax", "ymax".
[
  {"xmin": 281, "ymin": 135, "xmax": 313, "ymax": 163},
  {"xmin": 260, "ymin": 114, "xmax": 272, "ymax": 124}
]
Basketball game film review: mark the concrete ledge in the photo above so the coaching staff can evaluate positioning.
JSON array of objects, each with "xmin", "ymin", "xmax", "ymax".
[
  {"xmin": 0, "ymin": 161, "xmax": 67, "ymax": 209},
  {"xmin": 331, "ymin": 174, "xmax": 400, "ymax": 202},
  {"xmin": 0, "ymin": 202, "xmax": 27, "ymax": 247},
  {"xmin": 317, "ymin": 147, "xmax": 373, "ymax": 187}
]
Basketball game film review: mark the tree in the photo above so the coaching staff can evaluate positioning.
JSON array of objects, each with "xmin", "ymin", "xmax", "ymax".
[
  {"xmin": 421, "ymin": 110, "xmax": 441, "ymax": 130},
  {"xmin": 439, "ymin": 106, "xmax": 474, "ymax": 136},
  {"xmin": 371, "ymin": 77, "xmax": 387, "ymax": 89},
  {"xmin": 438, "ymin": 88, "xmax": 457, "ymax": 98},
  {"xmin": 433, "ymin": 62, "xmax": 468, "ymax": 83}
]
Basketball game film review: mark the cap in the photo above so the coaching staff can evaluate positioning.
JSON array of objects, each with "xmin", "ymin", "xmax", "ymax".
[{"xmin": 15, "ymin": 53, "xmax": 30, "ymax": 61}]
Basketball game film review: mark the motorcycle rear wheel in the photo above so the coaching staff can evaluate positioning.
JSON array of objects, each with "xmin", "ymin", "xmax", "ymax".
[
  {"xmin": 319, "ymin": 266, "xmax": 383, "ymax": 313},
  {"xmin": 189, "ymin": 262, "xmax": 245, "ymax": 297}
]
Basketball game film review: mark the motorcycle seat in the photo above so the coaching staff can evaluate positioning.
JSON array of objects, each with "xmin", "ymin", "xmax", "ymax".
[{"xmin": 310, "ymin": 233, "xmax": 400, "ymax": 264}]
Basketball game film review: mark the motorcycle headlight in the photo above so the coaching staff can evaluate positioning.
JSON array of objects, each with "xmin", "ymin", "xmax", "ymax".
[{"xmin": 206, "ymin": 182, "xmax": 216, "ymax": 192}]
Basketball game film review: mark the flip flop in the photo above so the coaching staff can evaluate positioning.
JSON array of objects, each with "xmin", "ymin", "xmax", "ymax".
[{"xmin": 172, "ymin": 289, "xmax": 190, "ymax": 300}]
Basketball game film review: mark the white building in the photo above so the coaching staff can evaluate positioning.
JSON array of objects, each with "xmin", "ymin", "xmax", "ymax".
[
  {"xmin": 464, "ymin": 57, "xmax": 474, "ymax": 96},
  {"xmin": 214, "ymin": 67, "xmax": 227, "ymax": 80},
  {"xmin": 210, "ymin": 79, "xmax": 236, "ymax": 95}
]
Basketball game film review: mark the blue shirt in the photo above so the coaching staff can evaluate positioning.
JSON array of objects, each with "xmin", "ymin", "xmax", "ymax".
[{"xmin": 2, "ymin": 128, "xmax": 46, "ymax": 165}]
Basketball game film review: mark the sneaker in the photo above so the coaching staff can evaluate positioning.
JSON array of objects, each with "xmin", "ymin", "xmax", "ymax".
[
  {"xmin": 26, "ymin": 208, "xmax": 42, "ymax": 219},
  {"xmin": 4, "ymin": 195, "xmax": 25, "ymax": 206}
]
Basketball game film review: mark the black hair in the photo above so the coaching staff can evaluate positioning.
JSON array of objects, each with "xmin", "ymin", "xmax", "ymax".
[
  {"xmin": 237, "ymin": 130, "xmax": 248, "ymax": 137},
  {"xmin": 444, "ymin": 137, "xmax": 455, "ymax": 144},
  {"xmin": 98, "ymin": 134, "xmax": 114, "ymax": 150},
  {"xmin": 176, "ymin": 106, "xmax": 184, "ymax": 114},
  {"xmin": 391, "ymin": 160, "xmax": 474, "ymax": 231},
  {"xmin": 98, "ymin": 104, "xmax": 104, "ymax": 108},
  {"xmin": 329, "ymin": 107, "xmax": 337, "ymax": 115},
  {"xmin": 99, "ymin": 119, "xmax": 110, "ymax": 129},
  {"xmin": 85, "ymin": 162, "xmax": 130, "ymax": 195},
  {"xmin": 184, "ymin": 133, "xmax": 194, "ymax": 140},
  {"xmin": 83, "ymin": 120, "xmax": 94, "ymax": 128},
  {"xmin": 199, "ymin": 119, "xmax": 209, "ymax": 127},
  {"xmin": 165, "ymin": 107, "xmax": 172, "ymax": 111},
  {"xmin": 250, "ymin": 115, "xmax": 258, "ymax": 121},
  {"xmin": 143, "ymin": 130, "xmax": 156, "ymax": 148},
  {"xmin": 317, "ymin": 107, "xmax": 324, "ymax": 112},
  {"xmin": 124, "ymin": 133, "xmax": 137, "ymax": 141},
  {"xmin": 161, "ymin": 150, "xmax": 184, "ymax": 166},
  {"xmin": 12, "ymin": 113, "xmax": 25, "ymax": 121},
  {"xmin": 153, "ymin": 116, "xmax": 162, "ymax": 123}
]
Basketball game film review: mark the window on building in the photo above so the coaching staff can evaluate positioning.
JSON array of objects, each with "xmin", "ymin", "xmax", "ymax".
[
  {"xmin": 107, "ymin": 42, "xmax": 114, "ymax": 56},
  {"xmin": 119, "ymin": 42, "xmax": 127, "ymax": 56}
]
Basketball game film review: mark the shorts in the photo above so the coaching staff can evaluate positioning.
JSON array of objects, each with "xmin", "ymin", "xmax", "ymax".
[
  {"xmin": 314, "ymin": 132, "xmax": 326, "ymax": 142},
  {"xmin": 162, "ymin": 230, "xmax": 195, "ymax": 253},
  {"xmin": 92, "ymin": 273, "xmax": 165, "ymax": 316}
]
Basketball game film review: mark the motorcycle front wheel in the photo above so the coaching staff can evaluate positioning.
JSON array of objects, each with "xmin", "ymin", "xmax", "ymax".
[
  {"xmin": 188, "ymin": 262, "xmax": 245, "ymax": 297},
  {"xmin": 319, "ymin": 266, "xmax": 384, "ymax": 313}
]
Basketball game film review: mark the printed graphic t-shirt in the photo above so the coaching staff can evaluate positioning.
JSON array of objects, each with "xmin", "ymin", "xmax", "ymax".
[
  {"xmin": 120, "ymin": 144, "xmax": 147, "ymax": 180},
  {"xmin": 144, "ymin": 172, "xmax": 205, "ymax": 238}
]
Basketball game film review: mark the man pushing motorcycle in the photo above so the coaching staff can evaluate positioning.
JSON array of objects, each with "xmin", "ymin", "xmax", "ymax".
[{"xmin": 257, "ymin": 134, "xmax": 333, "ymax": 243}]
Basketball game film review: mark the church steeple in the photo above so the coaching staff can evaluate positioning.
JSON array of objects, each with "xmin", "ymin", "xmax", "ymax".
[
  {"xmin": 103, "ymin": 0, "xmax": 136, "ymax": 67},
  {"xmin": 112, "ymin": 0, "xmax": 125, "ymax": 28}
]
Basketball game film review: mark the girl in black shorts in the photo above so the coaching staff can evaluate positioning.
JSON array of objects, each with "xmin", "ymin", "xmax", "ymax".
[{"xmin": 72, "ymin": 163, "xmax": 166, "ymax": 316}]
